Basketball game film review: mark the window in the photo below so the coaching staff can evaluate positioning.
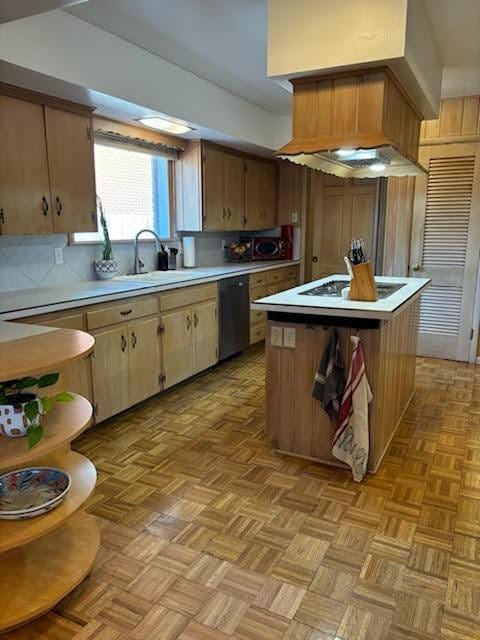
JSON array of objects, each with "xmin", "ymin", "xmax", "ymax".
[{"xmin": 74, "ymin": 140, "xmax": 172, "ymax": 242}]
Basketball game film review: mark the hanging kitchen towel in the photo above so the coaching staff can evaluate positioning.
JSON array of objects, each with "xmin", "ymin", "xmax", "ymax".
[
  {"xmin": 332, "ymin": 335, "xmax": 372, "ymax": 482},
  {"xmin": 311, "ymin": 328, "xmax": 345, "ymax": 420}
]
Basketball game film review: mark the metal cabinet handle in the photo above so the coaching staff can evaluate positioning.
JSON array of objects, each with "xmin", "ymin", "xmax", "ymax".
[
  {"xmin": 55, "ymin": 196, "xmax": 62, "ymax": 216},
  {"xmin": 0, "ymin": 208, "xmax": 4, "ymax": 224},
  {"xmin": 411, "ymin": 263, "xmax": 421, "ymax": 271},
  {"xmin": 186, "ymin": 315, "xmax": 191, "ymax": 329},
  {"xmin": 120, "ymin": 309, "xmax": 133, "ymax": 316},
  {"xmin": 131, "ymin": 331, "xmax": 137, "ymax": 349},
  {"xmin": 120, "ymin": 334, "xmax": 127, "ymax": 352},
  {"xmin": 41, "ymin": 196, "xmax": 49, "ymax": 216},
  {"xmin": 193, "ymin": 312, "xmax": 198, "ymax": 327},
  {"xmin": 222, "ymin": 207, "xmax": 227, "ymax": 220},
  {"xmin": 227, "ymin": 208, "xmax": 232, "ymax": 220},
  {"xmin": 312, "ymin": 256, "xmax": 319, "ymax": 263}
]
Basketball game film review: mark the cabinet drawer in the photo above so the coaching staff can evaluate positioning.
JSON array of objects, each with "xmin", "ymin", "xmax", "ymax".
[
  {"xmin": 249, "ymin": 285, "xmax": 267, "ymax": 302},
  {"xmin": 249, "ymin": 272, "xmax": 267, "ymax": 289},
  {"xmin": 22, "ymin": 311, "xmax": 85, "ymax": 331},
  {"xmin": 266, "ymin": 265, "xmax": 298, "ymax": 285},
  {"xmin": 250, "ymin": 309, "xmax": 266, "ymax": 325},
  {"xmin": 250, "ymin": 322, "xmax": 266, "ymax": 345},
  {"xmin": 86, "ymin": 296, "xmax": 158, "ymax": 330},
  {"xmin": 159, "ymin": 283, "xmax": 217, "ymax": 312},
  {"xmin": 267, "ymin": 283, "xmax": 284, "ymax": 296}
]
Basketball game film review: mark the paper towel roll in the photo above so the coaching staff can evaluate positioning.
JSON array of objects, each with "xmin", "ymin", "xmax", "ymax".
[
  {"xmin": 293, "ymin": 227, "xmax": 301, "ymax": 260},
  {"xmin": 183, "ymin": 237, "xmax": 196, "ymax": 268}
]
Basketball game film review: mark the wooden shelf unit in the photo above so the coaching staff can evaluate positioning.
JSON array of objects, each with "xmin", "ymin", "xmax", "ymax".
[
  {"xmin": 0, "ymin": 394, "xmax": 92, "ymax": 472},
  {"xmin": 0, "ymin": 323, "xmax": 99, "ymax": 633},
  {"xmin": 0, "ymin": 511, "xmax": 100, "ymax": 633},
  {"xmin": 0, "ymin": 451, "xmax": 96, "ymax": 553}
]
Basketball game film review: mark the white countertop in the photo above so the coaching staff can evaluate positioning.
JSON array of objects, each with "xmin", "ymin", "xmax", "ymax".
[
  {"xmin": 0, "ymin": 261, "xmax": 300, "ymax": 320},
  {"xmin": 251, "ymin": 274, "xmax": 430, "ymax": 320}
]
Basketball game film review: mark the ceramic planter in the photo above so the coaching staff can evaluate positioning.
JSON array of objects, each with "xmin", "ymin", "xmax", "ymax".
[
  {"xmin": 94, "ymin": 258, "xmax": 118, "ymax": 280},
  {"xmin": 0, "ymin": 394, "xmax": 42, "ymax": 438}
]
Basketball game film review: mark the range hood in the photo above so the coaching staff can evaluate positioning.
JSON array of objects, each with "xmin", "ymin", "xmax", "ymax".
[{"xmin": 278, "ymin": 68, "xmax": 426, "ymax": 178}]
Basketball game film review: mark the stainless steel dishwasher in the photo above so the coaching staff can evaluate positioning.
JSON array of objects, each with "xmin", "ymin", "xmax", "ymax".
[{"xmin": 219, "ymin": 275, "xmax": 250, "ymax": 360}]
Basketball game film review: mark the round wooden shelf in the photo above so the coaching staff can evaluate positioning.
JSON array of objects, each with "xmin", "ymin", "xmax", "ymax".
[
  {"xmin": 0, "ymin": 510, "xmax": 99, "ymax": 633},
  {"xmin": 0, "ymin": 451, "xmax": 96, "ymax": 553},
  {"xmin": 0, "ymin": 394, "xmax": 93, "ymax": 473},
  {"xmin": 0, "ymin": 325, "xmax": 94, "ymax": 382}
]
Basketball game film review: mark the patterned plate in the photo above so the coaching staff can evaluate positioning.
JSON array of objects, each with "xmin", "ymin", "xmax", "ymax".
[{"xmin": 0, "ymin": 467, "xmax": 71, "ymax": 520}]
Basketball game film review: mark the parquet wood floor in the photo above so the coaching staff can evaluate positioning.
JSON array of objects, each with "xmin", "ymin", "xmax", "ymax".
[{"xmin": 5, "ymin": 351, "xmax": 480, "ymax": 640}]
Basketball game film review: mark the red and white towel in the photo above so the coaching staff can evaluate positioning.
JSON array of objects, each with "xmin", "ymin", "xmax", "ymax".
[{"xmin": 332, "ymin": 335, "xmax": 372, "ymax": 482}]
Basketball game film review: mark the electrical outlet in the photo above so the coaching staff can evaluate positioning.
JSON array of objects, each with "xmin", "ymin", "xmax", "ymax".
[
  {"xmin": 291, "ymin": 212, "xmax": 299, "ymax": 224},
  {"xmin": 270, "ymin": 326, "xmax": 283, "ymax": 347},
  {"xmin": 283, "ymin": 327, "xmax": 296, "ymax": 349},
  {"xmin": 54, "ymin": 247, "xmax": 64, "ymax": 265}
]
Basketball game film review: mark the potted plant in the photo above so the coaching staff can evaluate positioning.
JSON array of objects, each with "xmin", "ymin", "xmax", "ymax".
[
  {"xmin": 0, "ymin": 374, "xmax": 74, "ymax": 449},
  {"xmin": 94, "ymin": 196, "xmax": 118, "ymax": 279}
]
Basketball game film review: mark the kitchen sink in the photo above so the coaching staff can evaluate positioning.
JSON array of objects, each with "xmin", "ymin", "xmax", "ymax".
[
  {"xmin": 300, "ymin": 279, "xmax": 404, "ymax": 299},
  {"xmin": 116, "ymin": 270, "xmax": 211, "ymax": 282}
]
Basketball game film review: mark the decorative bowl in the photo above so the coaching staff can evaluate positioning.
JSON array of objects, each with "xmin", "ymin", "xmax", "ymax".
[{"xmin": 0, "ymin": 467, "xmax": 71, "ymax": 520}]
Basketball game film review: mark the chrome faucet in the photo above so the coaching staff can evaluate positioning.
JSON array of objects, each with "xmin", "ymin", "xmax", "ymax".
[{"xmin": 133, "ymin": 228, "xmax": 161, "ymax": 274}]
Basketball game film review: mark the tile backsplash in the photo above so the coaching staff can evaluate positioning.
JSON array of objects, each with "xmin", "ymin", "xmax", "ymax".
[{"xmin": 0, "ymin": 229, "xmax": 279, "ymax": 293}]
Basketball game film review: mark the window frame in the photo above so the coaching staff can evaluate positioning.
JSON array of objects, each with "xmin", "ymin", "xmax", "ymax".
[{"xmin": 69, "ymin": 141, "xmax": 177, "ymax": 246}]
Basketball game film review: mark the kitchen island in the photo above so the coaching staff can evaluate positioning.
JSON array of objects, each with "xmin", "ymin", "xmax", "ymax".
[{"xmin": 251, "ymin": 275, "xmax": 430, "ymax": 473}]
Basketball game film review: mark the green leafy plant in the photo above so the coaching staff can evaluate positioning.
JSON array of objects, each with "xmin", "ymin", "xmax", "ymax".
[
  {"xmin": 98, "ymin": 196, "xmax": 114, "ymax": 261},
  {"xmin": 0, "ymin": 374, "xmax": 74, "ymax": 449}
]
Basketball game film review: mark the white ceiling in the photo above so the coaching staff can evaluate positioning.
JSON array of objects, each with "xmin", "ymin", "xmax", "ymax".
[
  {"xmin": 67, "ymin": 0, "xmax": 292, "ymax": 116},
  {"xmin": 67, "ymin": 0, "xmax": 480, "ymax": 115}
]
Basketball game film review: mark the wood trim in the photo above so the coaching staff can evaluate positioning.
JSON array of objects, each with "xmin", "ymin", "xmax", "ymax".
[
  {"xmin": 420, "ymin": 134, "xmax": 480, "ymax": 146},
  {"xmin": 200, "ymin": 139, "xmax": 278, "ymax": 166},
  {"xmin": 290, "ymin": 65, "xmax": 424, "ymax": 120},
  {"xmin": 0, "ymin": 82, "xmax": 94, "ymax": 116},
  {"xmin": 278, "ymin": 133, "xmax": 392, "ymax": 155},
  {"xmin": 93, "ymin": 116, "xmax": 185, "ymax": 152}
]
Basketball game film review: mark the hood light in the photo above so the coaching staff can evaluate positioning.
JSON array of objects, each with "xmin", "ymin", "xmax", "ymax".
[
  {"xmin": 370, "ymin": 162, "xmax": 387, "ymax": 172},
  {"xmin": 336, "ymin": 148, "xmax": 356, "ymax": 157},
  {"xmin": 137, "ymin": 117, "xmax": 193, "ymax": 135}
]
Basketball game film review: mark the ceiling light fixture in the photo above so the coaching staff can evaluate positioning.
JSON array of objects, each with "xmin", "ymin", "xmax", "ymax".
[{"xmin": 137, "ymin": 117, "xmax": 193, "ymax": 135}]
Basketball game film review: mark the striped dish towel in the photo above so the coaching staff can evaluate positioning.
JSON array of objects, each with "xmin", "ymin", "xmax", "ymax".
[{"xmin": 332, "ymin": 335, "xmax": 372, "ymax": 482}]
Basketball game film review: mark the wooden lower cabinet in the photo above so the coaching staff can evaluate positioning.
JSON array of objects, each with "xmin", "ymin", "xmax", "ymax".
[
  {"xmin": 249, "ymin": 267, "xmax": 300, "ymax": 345},
  {"xmin": 193, "ymin": 299, "xmax": 218, "ymax": 374},
  {"xmin": 128, "ymin": 317, "xmax": 161, "ymax": 406},
  {"xmin": 91, "ymin": 316, "xmax": 161, "ymax": 421},
  {"xmin": 91, "ymin": 325, "xmax": 130, "ymax": 422},
  {"xmin": 161, "ymin": 297, "xmax": 218, "ymax": 389},
  {"xmin": 162, "ymin": 307, "xmax": 194, "ymax": 389}
]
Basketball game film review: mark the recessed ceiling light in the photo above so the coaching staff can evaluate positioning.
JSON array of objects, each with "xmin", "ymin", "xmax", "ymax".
[
  {"xmin": 137, "ymin": 117, "xmax": 193, "ymax": 135},
  {"xmin": 370, "ymin": 162, "xmax": 387, "ymax": 172}
]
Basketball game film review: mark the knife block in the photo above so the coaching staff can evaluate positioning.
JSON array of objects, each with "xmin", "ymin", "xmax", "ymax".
[{"xmin": 349, "ymin": 262, "xmax": 378, "ymax": 301}]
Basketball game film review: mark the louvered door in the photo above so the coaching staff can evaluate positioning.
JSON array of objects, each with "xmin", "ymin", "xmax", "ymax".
[{"xmin": 410, "ymin": 142, "xmax": 480, "ymax": 361}]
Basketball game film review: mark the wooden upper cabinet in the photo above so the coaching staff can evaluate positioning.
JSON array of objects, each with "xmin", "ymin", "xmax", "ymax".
[
  {"xmin": 223, "ymin": 152, "xmax": 245, "ymax": 229},
  {"xmin": 245, "ymin": 159, "xmax": 277, "ymax": 229},
  {"xmin": 44, "ymin": 107, "xmax": 97, "ymax": 233},
  {"xmin": 0, "ymin": 86, "xmax": 97, "ymax": 236},
  {"xmin": 176, "ymin": 141, "xmax": 276, "ymax": 232},
  {"xmin": 0, "ymin": 96, "xmax": 52, "ymax": 235},
  {"xmin": 203, "ymin": 146, "xmax": 244, "ymax": 230},
  {"xmin": 203, "ymin": 147, "xmax": 230, "ymax": 230}
]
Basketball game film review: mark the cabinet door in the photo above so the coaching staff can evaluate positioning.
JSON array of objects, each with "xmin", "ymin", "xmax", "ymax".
[
  {"xmin": 259, "ymin": 162, "xmax": 277, "ymax": 228},
  {"xmin": 161, "ymin": 308, "xmax": 193, "ymax": 388},
  {"xmin": 245, "ymin": 159, "xmax": 263, "ymax": 230},
  {"xmin": 223, "ymin": 152, "xmax": 245, "ymax": 229},
  {"xmin": 44, "ymin": 107, "xmax": 97, "ymax": 233},
  {"xmin": 0, "ymin": 96, "xmax": 52, "ymax": 235},
  {"xmin": 203, "ymin": 147, "xmax": 228, "ymax": 230},
  {"xmin": 192, "ymin": 299, "xmax": 218, "ymax": 375},
  {"xmin": 128, "ymin": 317, "xmax": 161, "ymax": 406},
  {"xmin": 91, "ymin": 325, "xmax": 130, "ymax": 422}
]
